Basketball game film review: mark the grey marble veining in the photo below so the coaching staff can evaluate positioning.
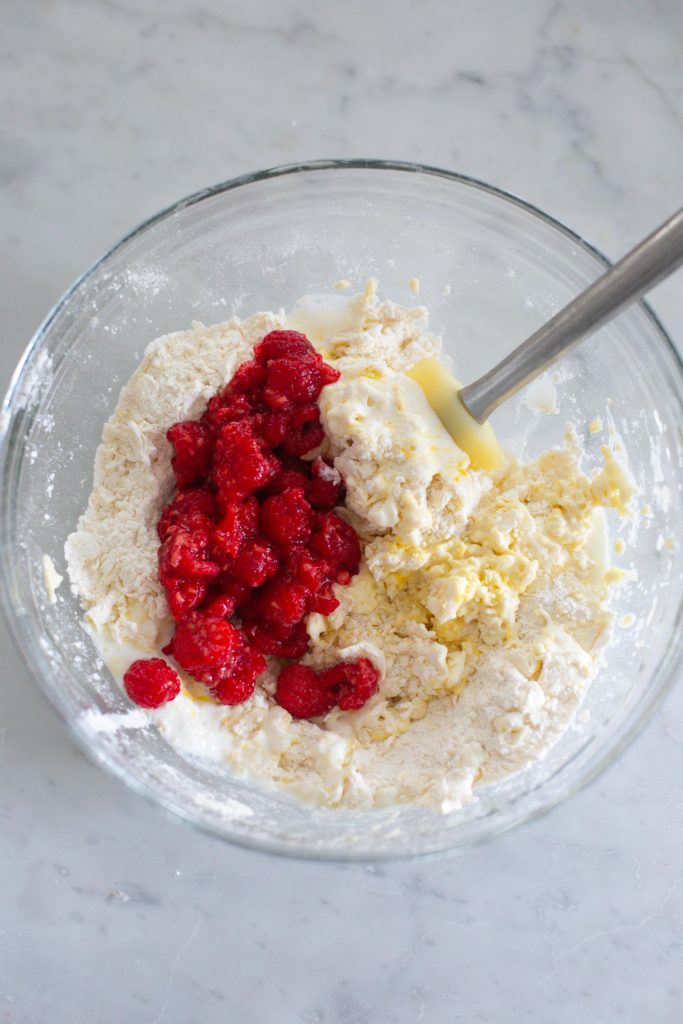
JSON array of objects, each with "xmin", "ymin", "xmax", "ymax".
[{"xmin": 1, "ymin": 1, "xmax": 682, "ymax": 1021}]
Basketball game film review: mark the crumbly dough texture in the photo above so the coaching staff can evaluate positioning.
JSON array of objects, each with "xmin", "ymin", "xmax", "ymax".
[{"xmin": 66, "ymin": 288, "xmax": 632, "ymax": 813}]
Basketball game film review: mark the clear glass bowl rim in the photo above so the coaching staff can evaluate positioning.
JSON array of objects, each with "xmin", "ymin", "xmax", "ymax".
[{"xmin": 2, "ymin": 158, "xmax": 682, "ymax": 862}]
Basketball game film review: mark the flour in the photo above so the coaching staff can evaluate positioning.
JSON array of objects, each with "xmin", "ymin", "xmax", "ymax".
[{"xmin": 66, "ymin": 287, "xmax": 633, "ymax": 813}]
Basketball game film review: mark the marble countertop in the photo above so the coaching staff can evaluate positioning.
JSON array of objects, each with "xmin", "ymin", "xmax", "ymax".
[{"xmin": 2, "ymin": 1, "xmax": 682, "ymax": 1020}]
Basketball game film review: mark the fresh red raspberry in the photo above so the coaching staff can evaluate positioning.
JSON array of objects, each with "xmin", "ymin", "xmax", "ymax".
[
  {"xmin": 253, "ymin": 330, "xmax": 318, "ymax": 366},
  {"xmin": 232, "ymin": 537, "xmax": 280, "ymax": 588},
  {"xmin": 320, "ymin": 658, "xmax": 380, "ymax": 710},
  {"xmin": 275, "ymin": 664, "xmax": 336, "ymax": 718},
  {"xmin": 237, "ymin": 640, "xmax": 267, "ymax": 680},
  {"xmin": 164, "ymin": 578, "xmax": 209, "ymax": 621},
  {"xmin": 272, "ymin": 623, "xmax": 311, "ymax": 659},
  {"xmin": 209, "ymin": 641, "xmax": 266, "ymax": 705},
  {"xmin": 212, "ymin": 417, "xmax": 261, "ymax": 453},
  {"xmin": 158, "ymin": 519, "xmax": 221, "ymax": 581},
  {"xmin": 213, "ymin": 434, "xmax": 280, "ymax": 504},
  {"xmin": 212, "ymin": 497, "xmax": 259, "ymax": 559},
  {"xmin": 320, "ymin": 362, "xmax": 341, "ymax": 385},
  {"xmin": 307, "ymin": 457, "xmax": 343, "ymax": 510},
  {"xmin": 255, "ymin": 576, "xmax": 309, "ymax": 627},
  {"xmin": 243, "ymin": 620, "xmax": 310, "ymax": 659},
  {"xmin": 210, "ymin": 674, "xmax": 257, "ymax": 705},
  {"xmin": 252, "ymin": 409, "xmax": 290, "ymax": 446},
  {"xmin": 226, "ymin": 359, "xmax": 268, "ymax": 394},
  {"xmin": 263, "ymin": 358, "xmax": 323, "ymax": 407},
  {"xmin": 311, "ymin": 511, "xmax": 361, "ymax": 574},
  {"xmin": 201, "ymin": 591, "xmax": 237, "ymax": 619},
  {"xmin": 201, "ymin": 392, "xmax": 254, "ymax": 434},
  {"xmin": 124, "ymin": 658, "xmax": 181, "ymax": 708},
  {"xmin": 307, "ymin": 582, "xmax": 340, "ymax": 616},
  {"xmin": 261, "ymin": 486, "xmax": 313, "ymax": 549},
  {"xmin": 171, "ymin": 613, "xmax": 243, "ymax": 685},
  {"xmin": 288, "ymin": 403, "xmax": 320, "ymax": 428},
  {"xmin": 167, "ymin": 421, "xmax": 213, "ymax": 489},
  {"xmin": 264, "ymin": 467, "xmax": 310, "ymax": 496},
  {"xmin": 157, "ymin": 487, "xmax": 218, "ymax": 541},
  {"xmin": 219, "ymin": 574, "xmax": 252, "ymax": 608},
  {"xmin": 214, "ymin": 454, "xmax": 280, "ymax": 506},
  {"xmin": 284, "ymin": 548, "xmax": 332, "ymax": 590},
  {"xmin": 281, "ymin": 418, "xmax": 324, "ymax": 457}
]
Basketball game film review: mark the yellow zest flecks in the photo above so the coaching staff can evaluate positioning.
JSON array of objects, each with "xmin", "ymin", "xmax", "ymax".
[
  {"xmin": 409, "ymin": 277, "xmax": 421, "ymax": 295},
  {"xmin": 334, "ymin": 279, "xmax": 352, "ymax": 290},
  {"xmin": 613, "ymin": 537, "xmax": 626, "ymax": 555},
  {"xmin": 589, "ymin": 418, "xmax": 602, "ymax": 434}
]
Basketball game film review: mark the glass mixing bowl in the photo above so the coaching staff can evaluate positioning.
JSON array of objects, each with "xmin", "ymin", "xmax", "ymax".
[{"xmin": 2, "ymin": 161, "xmax": 682, "ymax": 859}]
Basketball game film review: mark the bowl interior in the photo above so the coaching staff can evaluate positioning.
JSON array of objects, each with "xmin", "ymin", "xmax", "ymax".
[{"xmin": 3, "ymin": 164, "xmax": 683, "ymax": 858}]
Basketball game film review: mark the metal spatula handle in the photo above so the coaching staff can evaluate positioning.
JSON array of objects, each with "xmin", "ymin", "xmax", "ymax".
[{"xmin": 460, "ymin": 207, "xmax": 683, "ymax": 424}]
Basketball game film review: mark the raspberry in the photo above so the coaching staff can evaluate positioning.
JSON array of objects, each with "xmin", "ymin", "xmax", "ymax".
[
  {"xmin": 157, "ymin": 488, "xmax": 218, "ymax": 541},
  {"xmin": 212, "ymin": 497, "xmax": 259, "ymax": 559},
  {"xmin": 289, "ymin": 403, "xmax": 320, "ymax": 428},
  {"xmin": 264, "ymin": 358, "xmax": 323, "ymax": 407},
  {"xmin": 232, "ymin": 537, "xmax": 280, "ymax": 588},
  {"xmin": 311, "ymin": 512, "xmax": 361, "ymax": 574},
  {"xmin": 124, "ymin": 658, "xmax": 181, "ymax": 708},
  {"xmin": 275, "ymin": 664, "xmax": 336, "ymax": 718},
  {"xmin": 308, "ymin": 457, "xmax": 343, "ymax": 510},
  {"xmin": 320, "ymin": 362, "xmax": 341, "ymax": 385},
  {"xmin": 221, "ymin": 575, "xmax": 252, "ymax": 608},
  {"xmin": 216, "ymin": 453, "xmax": 280, "ymax": 505},
  {"xmin": 212, "ymin": 421, "xmax": 280, "ymax": 504},
  {"xmin": 285, "ymin": 548, "xmax": 333, "ymax": 591},
  {"xmin": 243, "ymin": 620, "xmax": 310, "ymax": 659},
  {"xmin": 201, "ymin": 392, "xmax": 254, "ymax": 434},
  {"xmin": 209, "ymin": 640, "xmax": 266, "ymax": 705},
  {"xmin": 165, "ymin": 578, "xmax": 209, "ymax": 621},
  {"xmin": 253, "ymin": 409, "xmax": 290, "ymax": 446},
  {"xmin": 227, "ymin": 359, "xmax": 268, "ymax": 394},
  {"xmin": 261, "ymin": 487, "xmax": 313, "ymax": 549},
  {"xmin": 264, "ymin": 467, "xmax": 310, "ymax": 496},
  {"xmin": 201, "ymin": 591, "xmax": 237, "ymax": 619},
  {"xmin": 256, "ymin": 576, "xmax": 308, "ymax": 626},
  {"xmin": 158, "ymin": 519, "xmax": 221, "ymax": 581},
  {"xmin": 254, "ymin": 330, "xmax": 317, "ymax": 366},
  {"xmin": 210, "ymin": 675, "xmax": 256, "ymax": 705},
  {"xmin": 273, "ymin": 623, "xmax": 311, "ymax": 659},
  {"xmin": 281, "ymin": 418, "xmax": 324, "ymax": 457},
  {"xmin": 171, "ymin": 612, "xmax": 243, "ymax": 685},
  {"xmin": 320, "ymin": 658, "xmax": 380, "ymax": 711},
  {"xmin": 167, "ymin": 421, "xmax": 213, "ymax": 489},
  {"xmin": 307, "ymin": 582, "xmax": 339, "ymax": 616}
]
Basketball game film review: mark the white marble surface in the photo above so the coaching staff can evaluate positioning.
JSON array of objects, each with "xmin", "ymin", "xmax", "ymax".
[{"xmin": 2, "ymin": 1, "xmax": 682, "ymax": 1020}]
